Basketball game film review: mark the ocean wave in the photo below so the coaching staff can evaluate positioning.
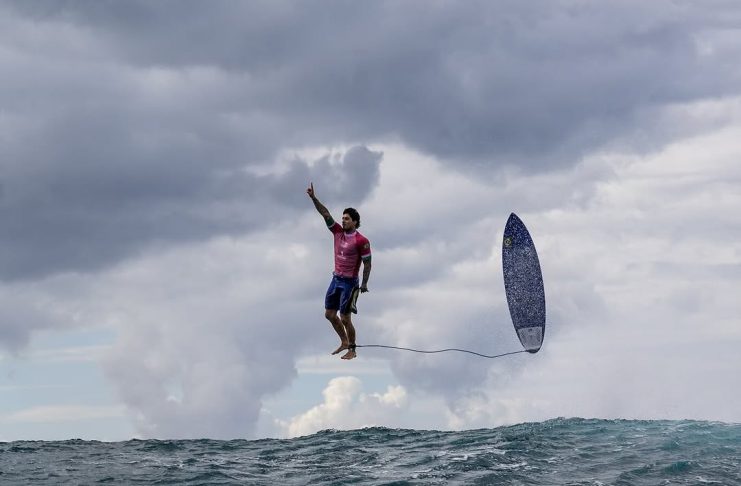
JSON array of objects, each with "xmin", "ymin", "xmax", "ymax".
[{"xmin": 1, "ymin": 418, "xmax": 739, "ymax": 485}]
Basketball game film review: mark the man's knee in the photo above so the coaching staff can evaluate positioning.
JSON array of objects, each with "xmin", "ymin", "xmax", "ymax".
[
  {"xmin": 325, "ymin": 309, "xmax": 338, "ymax": 320},
  {"xmin": 340, "ymin": 313, "xmax": 352, "ymax": 325}
]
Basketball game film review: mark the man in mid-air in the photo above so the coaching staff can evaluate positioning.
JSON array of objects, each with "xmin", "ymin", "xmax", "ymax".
[{"xmin": 307, "ymin": 182, "xmax": 371, "ymax": 360}]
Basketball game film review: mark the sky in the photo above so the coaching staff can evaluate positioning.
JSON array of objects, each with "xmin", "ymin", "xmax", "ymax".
[{"xmin": 1, "ymin": 0, "xmax": 740, "ymax": 441}]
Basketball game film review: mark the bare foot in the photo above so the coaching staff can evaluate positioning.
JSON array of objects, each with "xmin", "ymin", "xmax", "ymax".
[
  {"xmin": 331, "ymin": 343, "xmax": 349, "ymax": 355},
  {"xmin": 341, "ymin": 349, "xmax": 357, "ymax": 360}
]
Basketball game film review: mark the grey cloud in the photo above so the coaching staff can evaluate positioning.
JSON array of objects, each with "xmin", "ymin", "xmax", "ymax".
[
  {"xmin": 0, "ymin": 285, "xmax": 80, "ymax": 354},
  {"xmin": 0, "ymin": 305, "xmax": 37, "ymax": 352},
  {"xmin": 3, "ymin": 1, "xmax": 739, "ymax": 280},
  {"xmin": 2, "ymin": 2, "xmax": 382, "ymax": 280},
  {"xmin": 0, "ymin": 139, "xmax": 380, "ymax": 280},
  {"xmin": 7, "ymin": 1, "xmax": 741, "ymax": 169},
  {"xmin": 269, "ymin": 146, "xmax": 382, "ymax": 209}
]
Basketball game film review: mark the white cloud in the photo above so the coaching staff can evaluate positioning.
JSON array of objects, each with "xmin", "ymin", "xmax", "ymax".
[
  {"xmin": 437, "ymin": 102, "xmax": 741, "ymax": 429},
  {"xmin": 282, "ymin": 376, "xmax": 408, "ymax": 438},
  {"xmin": 2, "ymin": 405, "xmax": 126, "ymax": 424},
  {"xmin": 299, "ymin": 98, "xmax": 740, "ymax": 432},
  {"xmin": 295, "ymin": 354, "xmax": 393, "ymax": 376},
  {"xmin": 165, "ymin": 107, "xmax": 741, "ymax": 437},
  {"xmin": 29, "ymin": 345, "xmax": 112, "ymax": 364},
  {"xmin": 96, "ymin": 232, "xmax": 324, "ymax": 439},
  {"xmin": 3, "ymin": 106, "xmax": 739, "ymax": 439},
  {"xmin": 0, "ymin": 384, "xmax": 69, "ymax": 392}
]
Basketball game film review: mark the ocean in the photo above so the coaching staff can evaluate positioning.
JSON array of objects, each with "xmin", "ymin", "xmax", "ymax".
[{"xmin": 1, "ymin": 418, "xmax": 739, "ymax": 485}]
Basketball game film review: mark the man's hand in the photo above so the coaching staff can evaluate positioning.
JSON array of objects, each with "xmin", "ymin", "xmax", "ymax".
[
  {"xmin": 307, "ymin": 182, "xmax": 316, "ymax": 199},
  {"xmin": 360, "ymin": 285, "xmax": 369, "ymax": 293}
]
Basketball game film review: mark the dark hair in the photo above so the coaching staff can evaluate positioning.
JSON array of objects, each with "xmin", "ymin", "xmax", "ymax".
[{"xmin": 343, "ymin": 207, "xmax": 360, "ymax": 228}]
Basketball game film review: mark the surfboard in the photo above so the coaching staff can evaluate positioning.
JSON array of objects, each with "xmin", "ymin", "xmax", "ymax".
[{"xmin": 502, "ymin": 213, "xmax": 545, "ymax": 353}]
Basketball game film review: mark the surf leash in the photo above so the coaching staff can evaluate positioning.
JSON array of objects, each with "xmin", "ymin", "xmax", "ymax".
[{"xmin": 355, "ymin": 344, "xmax": 527, "ymax": 359}]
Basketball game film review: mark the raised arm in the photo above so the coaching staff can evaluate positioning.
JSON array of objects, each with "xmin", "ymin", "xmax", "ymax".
[{"xmin": 307, "ymin": 182, "xmax": 335, "ymax": 227}]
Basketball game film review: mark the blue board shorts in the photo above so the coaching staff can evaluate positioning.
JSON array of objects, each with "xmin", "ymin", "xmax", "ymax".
[{"xmin": 325, "ymin": 274, "xmax": 360, "ymax": 315}]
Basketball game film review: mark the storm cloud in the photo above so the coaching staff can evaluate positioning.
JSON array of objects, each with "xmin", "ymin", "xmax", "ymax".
[
  {"xmin": 3, "ymin": 1, "xmax": 741, "ymax": 280},
  {"xmin": 8, "ymin": 1, "xmax": 741, "ymax": 160},
  {"xmin": 1, "ymin": 1, "xmax": 740, "ymax": 438}
]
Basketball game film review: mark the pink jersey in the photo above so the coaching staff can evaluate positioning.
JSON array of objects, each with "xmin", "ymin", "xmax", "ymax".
[{"xmin": 329, "ymin": 221, "xmax": 371, "ymax": 278}]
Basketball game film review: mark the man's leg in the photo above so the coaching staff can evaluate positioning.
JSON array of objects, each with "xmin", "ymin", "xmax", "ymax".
[
  {"xmin": 340, "ymin": 313, "xmax": 356, "ymax": 360},
  {"xmin": 325, "ymin": 309, "xmax": 349, "ymax": 354}
]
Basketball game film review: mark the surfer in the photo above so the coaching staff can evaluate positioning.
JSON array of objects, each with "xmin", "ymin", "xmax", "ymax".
[{"xmin": 307, "ymin": 182, "xmax": 372, "ymax": 360}]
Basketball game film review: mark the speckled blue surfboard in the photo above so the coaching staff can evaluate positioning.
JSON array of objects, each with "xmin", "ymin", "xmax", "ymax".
[{"xmin": 502, "ymin": 213, "xmax": 545, "ymax": 353}]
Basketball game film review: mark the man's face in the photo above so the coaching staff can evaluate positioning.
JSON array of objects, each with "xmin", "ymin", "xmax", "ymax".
[{"xmin": 342, "ymin": 213, "xmax": 356, "ymax": 231}]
